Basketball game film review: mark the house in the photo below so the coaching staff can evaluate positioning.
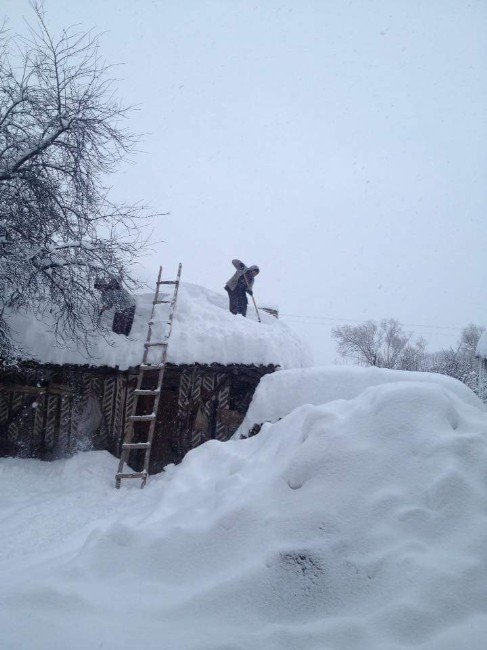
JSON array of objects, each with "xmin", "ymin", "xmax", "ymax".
[
  {"xmin": 476, "ymin": 331, "xmax": 487, "ymax": 402},
  {"xmin": 0, "ymin": 283, "xmax": 311, "ymax": 472}
]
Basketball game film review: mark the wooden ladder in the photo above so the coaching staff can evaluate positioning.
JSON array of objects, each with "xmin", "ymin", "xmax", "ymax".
[{"xmin": 115, "ymin": 263, "xmax": 182, "ymax": 489}]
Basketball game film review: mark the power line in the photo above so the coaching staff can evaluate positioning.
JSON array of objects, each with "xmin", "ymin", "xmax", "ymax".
[{"xmin": 280, "ymin": 313, "xmax": 463, "ymax": 333}]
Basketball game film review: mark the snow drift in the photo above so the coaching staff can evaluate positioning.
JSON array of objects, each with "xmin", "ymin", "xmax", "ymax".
[
  {"xmin": 236, "ymin": 365, "xmax": 484, "ymax": 437},
  {"xmin": 6, "ymin": 282, "xmax": 312, "ymax": 369},
  {"xmin": 1, "ymin": 371, "xmax": 487, "ymax": 649}
]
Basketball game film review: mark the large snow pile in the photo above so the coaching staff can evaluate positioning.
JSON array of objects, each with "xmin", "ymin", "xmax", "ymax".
[
  {"xmin": 6, "ymin": 282, "xmax": 311, "ymax": 369},
  {"xmin": 236, "ymin": 365, "xmax": 484, "ymax": 437},
  {"xmin": 1, "ymin": 373, "xmax": 487, "ymax": 649}
]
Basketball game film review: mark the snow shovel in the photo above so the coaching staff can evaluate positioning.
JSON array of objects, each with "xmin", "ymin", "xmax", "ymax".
[{"xmin": 244, "ymin": 273, "xmax": 261, "ymax": 323}]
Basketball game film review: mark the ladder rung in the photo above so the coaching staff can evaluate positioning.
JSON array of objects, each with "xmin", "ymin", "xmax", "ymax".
[
  {"xmin": 122, "ymin": 442, "xmax": 151, "ymax": 450},
  {"xmin": 140, "ymin": 364, "xmax": 165, "ymax": 371},
  {"xmin": 158, "ymin": 280, "xmax": 177, "ymax": 285},
  {"xmin": 144, "ymin": 341, "xmax": 168, "ymax": 347},
  {"xmin": 134, "ymin": 389, "xmax": 160, "ymax": 396},
  {"xmin": 116, "ymin": 471, "xmax": 147, "ymax": 480},
  {"xmin": 129, "ymin": 413, "xmax": 156, "ymax": 422},
  {"xmin": 154, "ymin": 300, "xmax": 172, "ymax": 304}
]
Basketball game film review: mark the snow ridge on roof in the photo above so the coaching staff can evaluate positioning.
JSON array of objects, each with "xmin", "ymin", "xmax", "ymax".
[{"xmin": 7, "ymin": 282, "xmax": 312, "ymax": 370}]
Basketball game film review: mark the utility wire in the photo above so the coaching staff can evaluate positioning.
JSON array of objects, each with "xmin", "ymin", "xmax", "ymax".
[{"xmin": 280, "ymin": 313, "xmax": 463, "ymax": 333}]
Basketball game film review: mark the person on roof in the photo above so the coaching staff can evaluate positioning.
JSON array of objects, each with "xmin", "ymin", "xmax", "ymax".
[
  {"xmin": 94, "ymin": 275, "xmax": 136, "ymax": 336},
  {"xmin": 224, "ymin": 259, "xmax": 260, "ymax": 317}
]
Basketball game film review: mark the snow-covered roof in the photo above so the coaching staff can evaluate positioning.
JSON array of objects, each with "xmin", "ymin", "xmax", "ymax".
[
  {"xmin": 476, "ymin": 331, "xmax": 487, "ymax": 359},
  {"xmin": 7, "ymin": 282, "xmax": 312, "ymax": 370}
]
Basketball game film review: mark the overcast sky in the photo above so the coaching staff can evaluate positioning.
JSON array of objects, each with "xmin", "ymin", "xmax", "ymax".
[{"xmin": 4, "ymin": 0, "xmax": 487, "ymax": 363}]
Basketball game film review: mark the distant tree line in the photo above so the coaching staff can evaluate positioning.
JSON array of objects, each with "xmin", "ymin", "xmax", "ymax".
[{"xmin": 332, "ymin": 320, "xmax": 484, "ymax": 395}]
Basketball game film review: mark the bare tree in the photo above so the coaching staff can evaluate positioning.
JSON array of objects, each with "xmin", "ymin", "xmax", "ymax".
[
  {"xmin": 0, "ymin": 2, "xmax": 151, "ymax": 360},
  {"xmin": 426, "ymin": 324, "xmax": 485, "ymax": 393},
  {"xmin": 332, "ymin": 318, "xmax": 426, "ymax": 370},
  {"xmin": 332, "ymin": 316, "xmax": 485, "ymax": 393},
  {"xmin": 458, "ymin": 323, "xmax": 485, "ymax": 356},
  {"xmin": 397, "ymin": 336, "xmax": 427, "ymax": 371}
]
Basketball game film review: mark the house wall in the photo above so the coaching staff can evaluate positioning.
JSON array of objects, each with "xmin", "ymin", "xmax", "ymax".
[
  {"xmin": 0, "ymin": 362, "xmax": 276, "ymax": 471},
  {"xmin": 127, "ymin": 365, "xmax": 275, "ymax": 473},
  {"xmin": 0, "ymin": 365, "xmax": 128, "ymax": 459}
]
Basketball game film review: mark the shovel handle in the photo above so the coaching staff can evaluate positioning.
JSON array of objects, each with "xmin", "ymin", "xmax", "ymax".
[{"xmin": 243, "ymin": 272, "xmax": 261, "ymax": 323}]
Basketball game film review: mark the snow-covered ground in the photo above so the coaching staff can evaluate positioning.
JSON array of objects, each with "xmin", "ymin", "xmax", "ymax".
[
  {"xmin": 1, "ymin": 367, "xmax": 487, "ymax": 649},
  {"xmin": 6, "ymin": 282, "xmax": 312, "ymax": 369}
]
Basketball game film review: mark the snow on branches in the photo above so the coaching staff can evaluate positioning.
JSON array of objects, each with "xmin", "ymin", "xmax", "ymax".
[{"xmin": 0, "ymin": 2, "xmax": 152, "ymax": 360}]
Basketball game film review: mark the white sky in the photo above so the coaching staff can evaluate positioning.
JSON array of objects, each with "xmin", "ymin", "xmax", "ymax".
[{"xmin": 4, "ymin": 0, "xmax": 487, "ymax": 363}]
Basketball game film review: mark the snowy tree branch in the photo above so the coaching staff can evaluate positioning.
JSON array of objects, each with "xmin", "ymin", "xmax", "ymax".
[{"xmin": 0, "ymin": 1, "xmax": 155, "ymax": 360}]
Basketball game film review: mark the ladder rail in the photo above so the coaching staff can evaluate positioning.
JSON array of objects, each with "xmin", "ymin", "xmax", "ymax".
[
  {"xmin": 116, "ymin": 263, "xmax": 182, "ymax": 489},
  {"xmin": 142, "ymin": 263, "xmax": 181, "ymax": 366},
  {"xmin": 165, "ymin": 263, "xmax": 182, "ymax": 342},
  {"xmin": 144, "ymin": 266, "xmax": 163, "ymax": 349}
]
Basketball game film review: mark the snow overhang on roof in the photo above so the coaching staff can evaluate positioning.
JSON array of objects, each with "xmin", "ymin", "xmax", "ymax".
[{"xmin": 6, "ymin": 282, "xmax": 313, "ymax": 371}]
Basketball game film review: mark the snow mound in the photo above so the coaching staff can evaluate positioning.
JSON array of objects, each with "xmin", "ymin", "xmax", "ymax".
[
  {"xmin": 7, "ymin": 282, "xmax": 312, "ymax": 369},
  {"xmin": 1, "ymin": 379, "xmax": 487, "ymax": 649},
  {"xmin": 236, "ymin": 365, "xmax": 484, "ymax": 437}
]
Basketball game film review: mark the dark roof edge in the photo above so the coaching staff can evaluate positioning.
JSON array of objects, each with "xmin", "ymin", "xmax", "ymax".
[{"xmin": 2, "ymin": 360, "xmax": 280, "ymax": 373}]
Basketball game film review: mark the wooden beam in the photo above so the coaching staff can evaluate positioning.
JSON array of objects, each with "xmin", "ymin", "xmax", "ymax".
[{"xmin": 0, "ymin": 383, "xmax": 73, "ymax": 396}]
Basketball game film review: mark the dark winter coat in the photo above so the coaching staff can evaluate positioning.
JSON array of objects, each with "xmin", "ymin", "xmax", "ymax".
[{"xmin": 225, "ymin": 259, "xmax": 259, "ymax": 293}]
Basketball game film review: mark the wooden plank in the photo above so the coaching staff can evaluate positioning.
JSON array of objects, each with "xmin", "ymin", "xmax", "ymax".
[
  {"xmin": 123, "ymin": 442, "xmax": 151, "ymax": 449},
  {"xmin": 189, "ymin": 371, "xmax": 202, "ymax": 451},
  {"xmin": 201, "ymin": 372, "xmax": 215, "ymax": 417},
  {"xmin": 177, "ymin": 368, "xmax": 193, "ymax": 456},
  {"xmin": 215, "ymin": 373, "xmax": 231, "ymax": 441},
  {"xmin": 113, "ymin": 373, "xmax": 127, "ymax": 455},
  {"xmin": 199, "ymin": 371, "xmax": 215, "ymax": 444},
  {"xmin": 90, "ymin": 375, "xmax": 102, "ymax": 393},
  {"xmin": 150, "ymin": 388, "xmax": 178, "ymax": 472},
  {"xmin": 57, "ymin": 394, "xmax": 71, "ymax": 456},
  {"xmin": 101, "ymin": 375, "xmax": 116, "ymax": 447},
  {"xmin": 0, "ymin": 394, "xmax": 9, "ymax": 427},
  {"xmin": 129, "ymin": 413, "xmax": 156, "ymax": 422},
  {"xmin": 7, "ymin": 392, "xmax": 23, "ymax": 447},
  {"xmin": 32, "ymin": 393, "xmax": 46, "ymax": 453},
  {"xmin": 0, "ymin": 384, "xmax": 45, "ymax": 395},
  {"xmin": 115, "ymin": 471, "xmax": 147, "ymax": 479},
  {"xmin": 122, "ymin": 376, "xmax": 137, "ymax": 447},
  {"xmin": 43, "ymin": 394, "xmax": 59, "ymax": 454}
]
